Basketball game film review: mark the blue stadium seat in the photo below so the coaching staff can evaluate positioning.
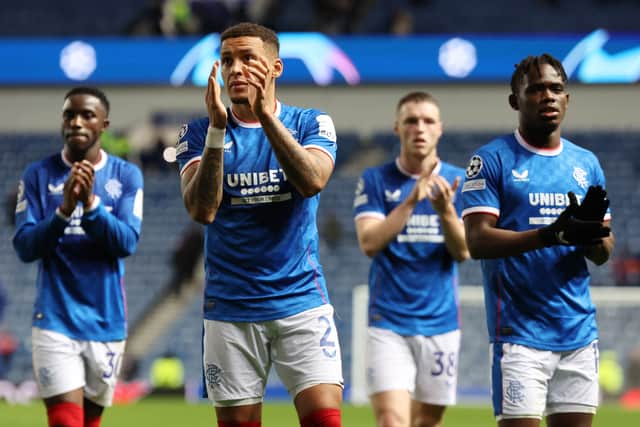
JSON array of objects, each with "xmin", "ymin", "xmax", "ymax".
[{"xmin": 0, "ymin": 0, "xmax": 143, "ymax": 36}]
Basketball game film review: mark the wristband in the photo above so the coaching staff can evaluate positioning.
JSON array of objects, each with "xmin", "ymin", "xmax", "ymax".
[
  {"xmin": 55, "ymin": 207, "xmax": 72, "ymax": 222},
  {"xmin": 85, "ymin": 195, "xmax": 100, "ymax": 212},
  {"xmin": 205, "ymin": 126, "xmax": 225, "ymax": 149}
]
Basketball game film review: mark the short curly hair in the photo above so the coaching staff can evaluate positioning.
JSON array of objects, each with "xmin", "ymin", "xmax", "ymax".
[{"xmin": 510, "ymin": 54, "xmax": 567, "ymax": 95}]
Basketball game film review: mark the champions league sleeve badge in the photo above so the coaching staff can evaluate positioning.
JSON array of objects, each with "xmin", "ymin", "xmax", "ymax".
[{"xmin": 465, "ymin": 155, "xmax": 484, "ymax": 179}]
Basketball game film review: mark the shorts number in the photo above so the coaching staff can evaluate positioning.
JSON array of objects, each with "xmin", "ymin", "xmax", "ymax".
[
  {"xmin": 103, "ymin": 350, "xmax": 121, "ymax": 379},
  {"xmin": 318, "ymin": 316, "xmax": 337, "ymax": 358},
  {"xmin": 431, "ymin": 351, "xmax": 456, "ymax": 377}
]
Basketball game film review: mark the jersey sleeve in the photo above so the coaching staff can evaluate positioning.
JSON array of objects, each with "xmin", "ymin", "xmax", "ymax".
[
  {"xmin": 81, "ymin": 162, "xmax": 143, "ymax": 258},
  {"xmin": 461, "ymin": 147, "xmax": 502, "ymax": 219},
  {"xmin": 299, "ymin": 109, "xmax": 337, "ymax": 164},
  {"xmin": 175, "ymin": 119, "xmax": 208, "ymax": 176},
  {"xmin": 450, "ymin": 166, "xmax": 466, "ymax": 218},
  {"xmin": 591, "ymin": 153, "xmax": 612, "ymax": 221},
  {"xmin": 12, "ymin": 164, "xmax": 69, "ymax": 262},
  {"xmin": 353, "ymin": 168, "xmax": 386, "ymax": 221}
]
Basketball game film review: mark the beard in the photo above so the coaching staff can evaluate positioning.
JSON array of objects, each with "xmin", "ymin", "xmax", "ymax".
[{"xmin": 230, "ymin": 96, "xmax": 249, "ymax": 105}]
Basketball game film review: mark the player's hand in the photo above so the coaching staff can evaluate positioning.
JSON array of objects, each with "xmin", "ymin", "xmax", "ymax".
[
  {"xmin": 539, "ymin": 191, "xmax": 610, "ymax": 246},
  {"xmin": 407, "ymin": 158, "xmax": 439, "ymax": 205},
  {"xmin": 205, "ymin": 61, "xmax": 227, "ymax": 130},
  {"xmin": 72, "ymin": 160, "xmax": 95, "ymax": 207},
  {"xmin": 428, "ymin": 175, "xmax": 461, "ymax": 214},
  {"xmin": 575, "ymin": 185, "xmax": 609, "ymax": 222},
  {"xmin": 60, "ymin": 172, "xmax": 80, "ymax": 217},
  {"xmin": 242, "ymin": 56, "xmax": 270, "ymax": 117}
]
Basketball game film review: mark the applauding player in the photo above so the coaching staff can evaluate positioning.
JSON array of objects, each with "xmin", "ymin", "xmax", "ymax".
[
  {"xmin": 354, "ymin": 91, "xmax": 469, "ymax": 427},
  {"xmin": 175, "ymin": 23, "xmax": 343, "ymax": 426},
  {"xmin": 13, "ymin": 87, "xmax": 143, "ymax": 427},
  {"xmin": 461, "ymin": 54, "xmax": 614, "ymax": 427}
]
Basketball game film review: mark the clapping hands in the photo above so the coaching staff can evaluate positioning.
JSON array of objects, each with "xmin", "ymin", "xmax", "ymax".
[{"xmin": 539, "ymin": 186, "xmax": 610, "ymax": 247}]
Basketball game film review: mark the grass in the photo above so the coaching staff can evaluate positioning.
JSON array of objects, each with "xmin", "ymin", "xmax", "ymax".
[{"xmin": 1, "ymin": 397, "xmax": 639, "ymax": 426}]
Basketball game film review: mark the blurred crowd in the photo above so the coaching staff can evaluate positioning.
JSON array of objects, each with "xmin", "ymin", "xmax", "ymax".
[
  {"xmin": 126, "ymin": 0, "xmax": 424, "ymax": 36},
  {"xmin": 1, "ymin": 0, "xmax": 639, "ymax": 37}
]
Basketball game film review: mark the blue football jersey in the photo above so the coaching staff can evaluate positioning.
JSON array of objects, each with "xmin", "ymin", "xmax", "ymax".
[
  {"xmin": 353, "ymin": 159, "xmax": 464, "ymax": 336},
  {"xmin": 461, "ymin": 130, "xmax": 611, "ymax": 351},
  {"xmin": 176, "ymin": 101, "xmax": 337, "ymax": 322},
  {"xmin": 13, "ymin": 150, "xmax": 143, "ymax": 341}
]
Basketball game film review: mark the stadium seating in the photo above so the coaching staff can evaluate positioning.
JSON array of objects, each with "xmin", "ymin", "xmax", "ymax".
[
  {"xmin": 0, "ymin": 0, "xmax": 142, "ymax": 36},
  {"xmin": 1, "ymin": 0, "xmax": 639, "ymax": 36},
  {"xmin": 355, "ymin": 0, "xmax": 640, "ymax": 34}
]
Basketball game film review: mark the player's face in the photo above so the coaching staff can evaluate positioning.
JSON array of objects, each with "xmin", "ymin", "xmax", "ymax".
[
  {"xmin": 514, "ymin": 63, "xmax": 569, "ymax": 134},
  {"xmin": 394, "ymin": 101, "xmax": 442, "ymax": 159},
  {"xmin": 219, "ymin": 36, "xmax": 278, "ymax": 104},
  {"xmin": 61, "ymin": 94, "xmax": 109, "ymax": 158}
]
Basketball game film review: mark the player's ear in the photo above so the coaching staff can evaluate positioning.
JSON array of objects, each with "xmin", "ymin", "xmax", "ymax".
[
  {"xmin": 102, "ymin": 118, "xmax": 110, "ymax": 130},
  {"xmin": 508, "ymin": 93, "xmax": 519, "ymax": 111},
  {"xmin": 272, "ymin": 58, "xmax": 283, "ymax": 78}
]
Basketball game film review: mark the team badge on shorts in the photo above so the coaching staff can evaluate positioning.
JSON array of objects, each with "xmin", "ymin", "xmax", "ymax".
[
  {"xmin": 205, "ymin": 363, "xmax": 223, "ymax": 388},
  {"xmin": 465, "ymin": 155, "xmax": 484, "ymax": 178},
  {"xmin": 38, "ymin": 367, "xmax": 52, "ymax": 388},
  {"xmin": 505, "ymin": 379, "xmax": 525, "ymax": 404}
]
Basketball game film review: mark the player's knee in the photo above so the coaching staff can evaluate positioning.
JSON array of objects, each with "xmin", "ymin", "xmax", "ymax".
[
  {"xmin": 300, "ymin": 407, "xmax": 341, "ymax": 427},
  {"xmin": 47, "ymin": 401, "xmax": 83, "ymax": 427},
  {"xmin": 376, "ymin": 409, "xmax": 408, "ymax": 427}
]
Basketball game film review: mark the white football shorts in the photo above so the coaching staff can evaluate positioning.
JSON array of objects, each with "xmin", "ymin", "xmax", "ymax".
[
  {"xmin": 366, "ymin": 327, "xmax": 460, "ymax": 406},
  {"xmin": 492, "ymin": 340, "xmax": 599, "ymax": 420},
  {"xmin": 202, "ymin": 304, "xmax": 344, "ymax": 406},
  {"xmin": 31, "ymin": 327, "xmax": 125, "ymax": 407}
]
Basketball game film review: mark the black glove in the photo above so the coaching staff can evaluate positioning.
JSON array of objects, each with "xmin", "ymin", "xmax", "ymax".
[
  {"xmin": 539, "ymin": 191, "xmax": 610, "ymax": 247},
  {"xmin": 575, "ymin": 185, "xmax": 609, "ymax": 222}
]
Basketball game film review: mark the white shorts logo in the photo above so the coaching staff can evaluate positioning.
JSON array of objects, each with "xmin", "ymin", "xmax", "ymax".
[
  {"xmin": 206, "ymin": 363, "xmax": 223, "ymax": 388},
  {"xmin": 38, "ymin": 367, "xmax": 52, "ymax": 388},
  {"xmin": 505, "ymin": 379, "xmax": 526, "ymax": 404}
]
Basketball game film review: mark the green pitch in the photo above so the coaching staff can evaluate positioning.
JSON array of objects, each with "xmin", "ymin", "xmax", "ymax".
[{"xmin": 1, "ymin": 398, "xmax": 639, "ymax": 426}]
